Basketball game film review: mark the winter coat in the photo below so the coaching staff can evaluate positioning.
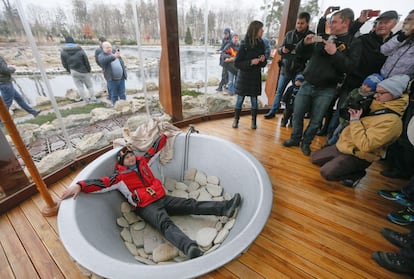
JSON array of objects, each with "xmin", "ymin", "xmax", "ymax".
[
  {"xmin": 336, "ymin": 94, "xmax": 409, "ymax": 162},
  {"xmin": 278, "ymin": 28, "xmax": 314, "ymax": 78},
  {"xmin": 98, "ymin": 51, "xmax": 127, "ymax": 81},
  {"xmin": 77, "ymin": 135, "xmax": 167, "ymax": 208},
  {"xmin": 221, "ymin": 41, "xmax": 240, "ymax": 75},
  {"xmin": 343, "ymin": 31, "xmax": 391, "ymax": 92},
  {"xmin": 0, "ymin": 56, "xmax": 15, "ymax": 84},
  {"xmin": 60, "ymin": 43, "xmax": 91, "ymax": 73},
  {"xmin": 296, "ymin": 32, "xmax": 362, "ymax": 89},
  {"xmin": 234, "ymin": 38, "xmax": 267, "ymax": 97},
  {"xmin": 381, "ymin": 33, "xmax": 414, "ymax": 79}
]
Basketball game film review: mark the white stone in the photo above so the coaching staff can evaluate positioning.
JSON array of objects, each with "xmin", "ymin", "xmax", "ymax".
[
  {"xmin": 152, "ymin": 243, "xmax": 179, "ymax": 263},
  {"xmin": 36, "ymin": 149, "xmax": 75, "ymax": 176},
  {"xmin": 206, "ymin": 184, "xmax": 223, "ymax": 197},
  {"xmin": 131, "ymin": 228, "xmax": 144, "ymax": 247},
  {"xmin": 194, "ymin": 170, "xmax": 207, "ymax": 186},
  {"xmin": 120, "ymin": 228, "xmax": 132, "ymax": 243},
  {"xmin": 196, "ymin": 227, "xmax": 217, "ymax": 248},
  {"xmin": 204, "ymin": 243, "xmax": 221, "ymax": 255},
  {"xmin": 170, "ymin": 189, "xmax": 188, "ymax": 199},
  {"xmin": 187, "ymin": 181, "xmax": 200, "ymax": 192},
  {"xmin": 124, "ymin": 241, "xmax": 138, "ymax": 256},
  {"xmin": 175, "ymin": 182, "xmax": 188, "ymax": 191},
  {"xmin": 207, "ymin": 175, "xmax": 220, "ymax": 185},
  {"xmin": 143, "ymin": 225, "xmax": 166, "ymax": 254},
  {"xmin": 215, "ymin": 221, "xmax": 223, "ymax": 231},
  {"xmin": 116, "ymin": 217, "xmax": 129, "ymax": 228},
  {"xmin": 89, "ymin": 107, "xmax": 121, "ymax": 123},
  {"xmin": 224, "ymin": 219, "xmax": 235, "ymax": 230},
  {"xmin": 131, "ymin": 221, "xmax": 146, "ymax": 231},
  {"xmin": 214, "ymin": 228, "xmax": 229, "ymax": 244},
  {"xmin": 75, "ymin": 132, "xmax": 109, "ymax": 157},
  {"xmin": 212, "ymin": 196, "xmax": 224, "ymax": 201},
  {"xmin": 188, "ymin": 190, "xmax": 199, "ymax": 200},
  {"xmin": 137, "ymin": 248, "xmax": 148, "ymax": 258},
  {"xmin": 184, "ymin": 168, "xmax": 197, "ymax": 181},
  {"xmin": 121, "ymin": 202, "xmax": 132, "ymax": 213},
  {"xmin": 197, "ymin": 187, "xmax": 212, "ymax": 201},
  {"xmin": 164, "ymin": 177, "xmax": 177, "ymax": 191},
  {"xmin": 123, "ymin": 211, "xmax": 140, "ymax": 224}
]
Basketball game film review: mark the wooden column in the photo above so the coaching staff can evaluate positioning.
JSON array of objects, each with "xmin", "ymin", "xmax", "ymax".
[
  {"xmin": 158, "ymin": 0, "xmax": 183, "ymax": 121},
  {"xmin": 265, "ymin": 0, "xmax": 301, "ymax": 106}
]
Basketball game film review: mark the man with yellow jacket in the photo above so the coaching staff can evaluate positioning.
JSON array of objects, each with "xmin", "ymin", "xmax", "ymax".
[{"xmin": 311, "ymin": 74, "xmax": 410, "ymax": 187}]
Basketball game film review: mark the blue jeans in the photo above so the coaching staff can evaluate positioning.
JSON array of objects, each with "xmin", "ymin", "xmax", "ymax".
[
  {"xmin": 227, "ymin": 71, "xmax": 235, "ymax": 95},
  {"xmin": 290, "ymin": 81, "xmax": 336, "ymax": 145},
  {"xmin": 107, "ymin": 79, "xmax": 126, "ymax": 105},
  {"xmin": 0, "ymin": 83, "xmax": 38, "ymax": 115},
  {"xmin": 235, "ymin": 95, "xmax": 258, "ymax": 110},
  {"xmin": 269, "ymin": 73, "xmax": 291, "ymax": 112}
]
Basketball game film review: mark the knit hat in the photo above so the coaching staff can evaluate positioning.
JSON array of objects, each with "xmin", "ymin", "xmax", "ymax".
[
  {"xmin": 295, "ymin": 74, "xmax": 305, "ymax": 82},
  {"xmin": 377, "ymin": 10, "xmax": 399, "ymax": 21},
  {"xmin": 363, "ymin": 73, "xmax": 384, "ymax": 92},
  {"xmin": 117, "ymin": 146, "xmax": 134, "ymax": 165},
  {"xmin": 224, "ymin": 28, "xmax": 232, "ymax": 34},
  {"xmin": 377, "ymin": 74, "xmax": 409, "ymax": 98}
]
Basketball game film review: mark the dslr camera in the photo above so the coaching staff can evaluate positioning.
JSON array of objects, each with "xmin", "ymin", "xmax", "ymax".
[{"xmin": 339, "ymin": 93, "xmax": 374, "ymax": 120}]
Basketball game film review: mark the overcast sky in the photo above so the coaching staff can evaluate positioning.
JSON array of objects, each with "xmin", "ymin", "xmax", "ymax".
[{"xmin": 17, "ymin": 0, "xmax": 411, "ymax": 22}]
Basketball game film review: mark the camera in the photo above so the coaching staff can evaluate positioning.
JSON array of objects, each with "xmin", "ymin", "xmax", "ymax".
[
  {"xmin": 339, "ymin": 94, "xmax": 374, "ymax": 120},
  {"xmin": 368, "ymin": 10, "xmax": 380, "ymax": 17},
  {"xmin": 312, "ymin": 35, "xmax": 324, "ymax": 43},
  {"xmin": 331, "ymin": 6, "xmax": 340, "ymax": 11}
]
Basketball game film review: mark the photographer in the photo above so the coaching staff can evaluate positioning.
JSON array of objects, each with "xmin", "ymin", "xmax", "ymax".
[
  {"xmin": 326, "ymin": 73, "xmax": 384, "ymax": 146},
  {"xmin": 310, "ymin": 74, "xmax": 410, "ymax": 187}
]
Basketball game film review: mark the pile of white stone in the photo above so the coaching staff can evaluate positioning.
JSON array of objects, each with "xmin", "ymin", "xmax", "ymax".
[{"xmin": 116, "ymin": 168, "xmax": 239, "ymax": 264}]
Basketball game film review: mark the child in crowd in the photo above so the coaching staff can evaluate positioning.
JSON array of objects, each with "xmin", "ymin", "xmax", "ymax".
[
  {"xmin": 327, "ymin": 73, "xmax": 384, "ymax": 145},
  {"xmin": 281, "ymin": 74, "xmax": 304, "ymax": 127}
]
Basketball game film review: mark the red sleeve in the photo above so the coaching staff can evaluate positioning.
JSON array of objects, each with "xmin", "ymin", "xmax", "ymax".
[
  {"xmin": 77, "ymin": 175, "xmax": 116, "ymax": 193},
  {"xmin": 143, "ymin": 134, "xmax": 167, "ymax": 163}
]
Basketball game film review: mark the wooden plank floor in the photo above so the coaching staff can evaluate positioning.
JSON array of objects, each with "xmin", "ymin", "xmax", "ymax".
[{"xmin": 0, "ymin": 113, "xmax": 411, "ymax": 278}]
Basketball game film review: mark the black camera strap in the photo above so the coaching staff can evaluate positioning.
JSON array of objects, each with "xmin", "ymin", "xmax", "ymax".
[{"xmin": 368, "ymin": 108, "xmax": 401, "ymax": 117}]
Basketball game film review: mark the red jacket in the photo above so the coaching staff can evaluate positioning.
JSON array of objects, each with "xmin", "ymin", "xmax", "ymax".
[{"xmin": 77, "ymin": 135, "xmax": 167, "ymax": 207}]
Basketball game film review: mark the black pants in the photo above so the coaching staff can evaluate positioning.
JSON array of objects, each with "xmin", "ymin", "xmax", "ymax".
[
  {"xmin": 402, "ymin": 175, "xmax": 414, "ymax": 201},
  {"xmin": 135, "ymin": 195, "xmax": 227, "ymax": 254},
  {"xmin": 311, "ymin": 145, "xmax": 371, "ymax": 181}
]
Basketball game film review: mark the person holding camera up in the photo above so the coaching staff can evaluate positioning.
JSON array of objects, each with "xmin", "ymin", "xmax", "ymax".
[
  {"xmin": 264, "ymin": 12, "xmax": 313, "ymax": 119},
  {"xmin": 282, "ymin": 8, "xmax": 362, "ymax": 156},
  {"xmin": 98, "ymin": 41, "xmax": 127, "ymax": 105},
  {"xmin": 310, "ymin": 74, "xmax": 410, "ymax": 187}
]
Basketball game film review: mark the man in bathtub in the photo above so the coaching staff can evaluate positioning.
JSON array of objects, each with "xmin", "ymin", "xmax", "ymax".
[{"xmin": 61, "ymin": 134, "xmax": 242, "ymax": 259}]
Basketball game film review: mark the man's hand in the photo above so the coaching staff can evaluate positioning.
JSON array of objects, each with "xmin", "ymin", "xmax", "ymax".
[
  {"xmin": 61, "ymin": 184, "xmax": 81, "ymax": 200},
  {"xmin": 304, "ymin": 34, "xmax": 315, "ymax": 45},
  {"xmin": 348, "ymin": 108, "xmax": 363, "ymax": 121},
  {"xmin": 358, "ymin": 10, "xmax": 373, "ymax": 23}
]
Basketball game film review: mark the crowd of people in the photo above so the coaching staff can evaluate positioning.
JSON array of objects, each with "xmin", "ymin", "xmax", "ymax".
[{"xmin": 217, "ymin": 7, "xmax": 414, "ymax": 276}]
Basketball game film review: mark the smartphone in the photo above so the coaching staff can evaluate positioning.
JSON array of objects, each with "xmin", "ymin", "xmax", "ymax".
[
  {"xmin": 312, "ymin": 35, "xmax": 323, "ymax": 43},
  {"xmin": 331, "ymin": 6, "xmax": 340, "ymax": 11},
  {"xmin": 368, "ymin": 10, "xmax": 380, "ymax": 17},
  {"xmin": 284, "ymin": 43, "xmax": 295, "ymax": 51}
]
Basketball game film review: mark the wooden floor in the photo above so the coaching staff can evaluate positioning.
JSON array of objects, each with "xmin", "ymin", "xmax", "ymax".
[{"xmin": 0, "ymin": 113, "xmax": 411, "ymax": 278}]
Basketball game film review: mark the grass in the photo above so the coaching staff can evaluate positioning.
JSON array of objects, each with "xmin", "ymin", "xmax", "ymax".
[{"xmin": 21, "ymin": 102, "xmax": 106, "ymax": 126}]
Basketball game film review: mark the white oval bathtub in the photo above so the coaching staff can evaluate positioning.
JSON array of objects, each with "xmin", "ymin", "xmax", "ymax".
[{"xmin": 58, "ymin": 133, "xmax": 273, "ymax": 278}]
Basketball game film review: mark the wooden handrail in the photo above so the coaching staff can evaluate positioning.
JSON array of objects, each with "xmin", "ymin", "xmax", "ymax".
[{"xmin": 0, "ymin": 98, "xmax": 58, "ymax": 216}]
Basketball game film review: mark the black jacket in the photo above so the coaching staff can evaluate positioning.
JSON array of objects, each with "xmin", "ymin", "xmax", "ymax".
[
  {"xmin": 278, "ymin": 28, "xmax": 314, "ymax": 78},
  {"xmin": 60, "ymin": 44, "xmax": 91, "ymax": 73},
  {"xmin": 0, "ymin": 56, "xmax": 15, "ymax": 84},
  {"xmin": 343, "ymin": 31, "xmax": 391, "ymax": 92},
  {"xmin": 234, "ymin": 38, "xmax": 267, "ymax": 96},
  {"xmin": 296, "ymin": 32, "xmax": 362, "ymax": 88}
]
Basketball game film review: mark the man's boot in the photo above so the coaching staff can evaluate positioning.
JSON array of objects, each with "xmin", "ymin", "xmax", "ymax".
[
  {"xmin": 232, "ymin": 109, "xmax": 241, "ymax": 128},
  {"xmin": 251, "ymin": 109, "xmax": 257, "ymax": 129}
]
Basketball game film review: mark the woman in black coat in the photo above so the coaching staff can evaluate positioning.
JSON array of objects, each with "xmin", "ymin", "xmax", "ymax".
[{"xmin": 232, "ymin": 20, "xmax": 267, "ymax": 129}]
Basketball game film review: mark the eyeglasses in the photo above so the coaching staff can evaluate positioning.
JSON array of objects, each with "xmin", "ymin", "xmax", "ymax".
[{"xmin": 374, "ymin": 91, "xmax": 389, "ymax": 95}]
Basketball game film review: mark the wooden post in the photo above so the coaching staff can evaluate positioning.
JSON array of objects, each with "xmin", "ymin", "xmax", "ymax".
[
  {"xmin": 265, "ymin": 0, "xmax": 301, "ymax": 106},
  {"xmin": 158, "ymin": 0, "xmax": 183, "ymax": 121},
  {"xmin": 0, "ymin": 99, "xmax": 58, "ymax": 216}
]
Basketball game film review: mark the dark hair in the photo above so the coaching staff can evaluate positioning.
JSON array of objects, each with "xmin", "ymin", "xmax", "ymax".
[
  {"xmin": 99, "ymin": 36, "xmax": 106, "ymax": 43},
  {"xmin": 65, "ymin": 36, "xmax": 75, "ymax": 43},
  {"xmin": 245, "ymin": 20, "xmax": 264, "ymax": 48},
  {"xmin": 298, "ymin": 12, "xmax": 310, "ymax": 23},
  {"xmin": 333, "ymin": 8, "xmax": 354, "ymax": 24}
]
